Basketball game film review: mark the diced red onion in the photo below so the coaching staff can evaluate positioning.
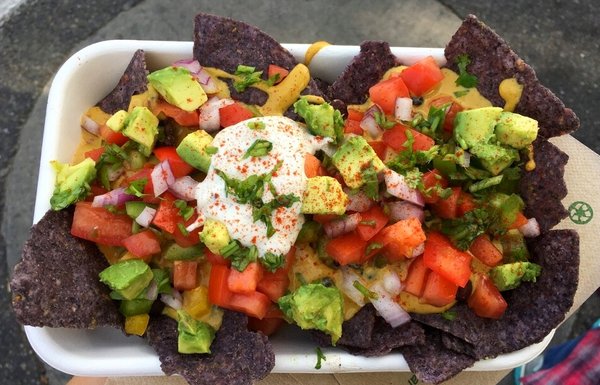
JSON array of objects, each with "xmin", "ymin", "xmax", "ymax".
[
  {"xmin": 107, "ymin": 167, "xmax": 124, "ymax": 182},
  {"xmin": 135, "ymin": 206, "xmax": 157, "ymax": 228},
  {"xmin": 383, "ymin": 169, "xmax": 425, "ymax": 207},
  {"xmin": 370, "ymin": 282, "xmax": 411, "ymax": 328},
  {"xmin": 91, "ymin": 187, "xmax": 135, "ymax": 208},
  {"xmin": 173, "ymin": 59, "xmax": 218, "ymax": 94},
  {"xmin": 199, "ymin": 97, "xmax": 234, "ymax": 131},
  {"xmin": 411, "ymin": 242, "xmax": 425, "ymax": 258},
  {"xmin": 519, "ymin": 217, "xmax": 540, "ymax": 238},
  {"xmin": 360, "ymin": 105, "xmax": 384, "ymax": 138},
  {"xmin": 387, "ymin": 200, "xmax": 425, "ymax": 223},
  {"xmin": 394, "ymin": 97, "xmax": 413, "ymax": 121},
  {"xmin": 144, "ymin": 280, "xmax": 158, "ymax": 301},
  {"xmin": 160, "ymin": 289, "xmax": 182, "ymax": 310},
  {"xmin": 173, "ymin": 58, "xmax": 201, "ymax": 74},
  {"xmin": 151, "ymin": 160, "xmax": 175, "ymax": 197},
  {"xmin": 81, "ymin": 114, "xmax": 100, "ymax": 135},
  {"xmin": 323, "ymin": 213, "xmax": 362, "ymax": 238},
  {"xmin": 340, "ymin": 268, "xmax": 366, "ymax": 306},
  {"xmin": 169, "ymin": 176, "xmax": 198, "ymax": 201},
  {"xmin": 345, "ymin": 188, "xmax": 374, "ymax": 212},
  {"xmin": 382, "ymin": 270, "xmax": 403, "ymax": 296}
]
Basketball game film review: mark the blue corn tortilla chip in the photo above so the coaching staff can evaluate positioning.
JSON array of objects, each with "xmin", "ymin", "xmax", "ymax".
[
  {"xmin": 345, "ymin": 318, "xmax": 426, "ymax": 357},
  {"xmin": 310, "ymin": 303, "xmax": 377, "ymax": 348},
  {"xmin": 146, "ymin": 311, "xmax": 274, "ymax": 385},
  {"xmin": 10, "ymin": 208, "xmax": 121, "ymax": 329},
  {"xmin": 97, "ymin": 49, "xmax": 148, "ymax": 114}
]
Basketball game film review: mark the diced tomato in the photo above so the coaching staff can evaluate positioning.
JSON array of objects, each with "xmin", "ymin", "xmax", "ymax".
[
  {"xmin": 89, "ymin": 183, "xmax": 108, "ymax": 199},
  {"xmin": 152, "ymin": 100, "xmax": 199, "ymax": 127},
  {"xmin": 312, "ymin": 214, "xmax": 340, "ymax": 224},
  {"xmin": 99, "ymin": 124, "xmax": 129, "ymax": 145},
  {"xmin": 344, "ymin": 119, "xmax": 363, "ymax": 135},
  {"xmin": 377, "ymin": 217, "xmax": 426, "ymax": 261},
  {"xmin": 304, "ymin": 153, "xmax": 326, "ymax": 178},
  {"xmin": 325, "ymin": 231, "xmax": 368, "ymax": 265},
  {"xmin": 468, "ymin": 273, "xmax": 508, "ymax": 319},
  {"xmin": 369, "ymin": 76, "xmax": 409, "ymax": 115},
  {"xmin": 208, "ymin": 264, "xmax": 233, "ymax": 307},
  {"xmin": 257, "ymin": 274, "xmax": 289, "ymax": 302},
  {"xmin": 423, "ymin": 231, "xmax": 472, "ymax": 287},
  {"xmin": 430, "ymin": 96, "xmax": 464, "ymax": 133},
  {"xmin": 403, "ymin": 255, "xmax": 430, "ymax": 297},
  {"xmin": 368, "ymin": 141, "xmax": 387, "ymax": 161},
  {"xmin": 219, "ymin": 102, "xmax": 254, "ymax": 127},
  {"xmin": 469, "ymin": 234, "xmax": 503, "ymax": 267},
  {"xmin": 422, "ymin": 169, "xmax": 448, "ymax": 204},
  {"xmin": 267, "ymin": 64, "xmax": 289, "ymax": 83},
  {"xmin": 457, "ymin": 191, "xmax": 476, "ymax": 216},
  {"xmin": 152, "ymin": 193, "xmax": 180, "ymax": 234},
  {"xmin": 71, "ymin": 202, "xmax": 133, "ymax": 246},
  {"xmin": 420, "ymin": 270, "xmax": 458, "ymax": 307},
  {"xmin": 399, "ymin": 56, "xmax": 444, "ymax": 96},
  {"xmin": 173, "ymin": 260, "xmax": 198, "ymax": 291},
  {"xmin": 431, "ymin": 187, "xmax": 461, "ymax": 219},
  {"xmin": 227, "ymin": 262, "xmax": 264, "ymax": 294},
  {"xmin": 509, "ymin": 212, "xmax": 529, "ymax": 229},
  {"xmin": 228, "ymin": 291, "xmax": 271, "ymax": 319},
  {"xmin": 347, "ymin": 108, "xmax": 364, "ymax": 122},
  {"xmin": 154, "ymin": 147, "xmax": 194, "ymax": 178},
  {"xmin": 122, "ymin": 230, "xmax": 161, "ymax": 260},
  {"xmin": 383, "ymin": 124, "xmax": 435, "ymax": 152},
  {"xmin": 355, "ymin": 205, "xmax": 389, "ymax": 241},
  {"xmin": 205, "ymin": 249, "xmax": 230, "ymax": 266},
  {"xmin": 247, "ymin": 316, "xmax": 284, "ymax": 336},
  {"xmin": 84, "ymin": 147, "xmax": 105, "ymax": 162},
  {"xmin": 171, "ymin": 213, "xmax": 202, "ymax": 247}
]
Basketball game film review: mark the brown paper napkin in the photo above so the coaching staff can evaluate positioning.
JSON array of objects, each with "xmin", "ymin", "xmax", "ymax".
[{"xmin": 92, "ymin": 135, "xmax": 600, "ymax": 385}]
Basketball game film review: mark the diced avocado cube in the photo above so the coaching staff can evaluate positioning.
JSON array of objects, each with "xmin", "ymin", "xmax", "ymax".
[
  {"xmin": 296, "ymin": 221, "xmax": 322, "ymax": 243},
  {"xmin": 121, "ymin": 106, "xmax": 159, "ymax": 156},
  {"xmin": 453, "ymin": 107, "xmax": 503, "ymax": 149},
  {"xmin": 49, "ymin": 158, "xmax": 97, "ymax": 210},
  {"xmin": 200, "ymin": 219, "xmax": 230, "ymax": 254},
  {"xmin": 489, "ymin": 262, "xmax": 542, "ymax": 291},
  {"xmin": 119, "ymin": 298, "xmax": 153, "ymax": 317},
  {"xmin": 332, "ymin": 136, "xmax": 385, "ymax": 189},
  {"xmin": 177, "ymin": 310, "xmax": 216, "ymax": 354},
  {"xmin": 293, "ymin": 97, "xmax": 344, "ymax": 141},
  {"xmin": 106, "ymin": 110, "xmax": 129, "ymax": 132},
  {"xmin": 470, "ymin": 143, "xmax": 519, "ymax": 175},
  {"xmin": 176, "ymin": 130, "xmax": 214, "ymax": 173},
  {"xmin": 147, "ymin": 66, "xmax": 207, "ymax": 112},
  {"xmin": 499, "ymin": 229, "xmax": 530, "ymax": 263},
  {"xmin": 301, "ymin": 176, "xmax": 348, "ymax": 215},
  {"xmin": 163, "ymin": 243, "xmax": 204, "ymax": 261},
  {"xmin": 99, "ymin": 259, "xmax": 153, "ymax": 300},
  {"xmin": 495, "ymin": 112, "xmax": 539, "ymax": 149}
]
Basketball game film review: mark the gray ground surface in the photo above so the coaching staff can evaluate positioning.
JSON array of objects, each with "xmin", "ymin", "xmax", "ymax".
[{"xmin": 1, "ymin": 1, "xmax": 598, "ymax": 384}]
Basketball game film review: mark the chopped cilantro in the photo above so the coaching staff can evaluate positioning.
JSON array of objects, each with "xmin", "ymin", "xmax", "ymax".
[
  {"xmin": 261, "ymin": 252, "xmax": 285, "ymax": 272},
  {"xmin": 468, "ymin": 175, "xmax": 504, "ymax": 193},
  {"xmin": 265, "ymin": 73, "xmax": 280, "ymax": 86},
  {"xmin": 174, "ymin": 200, "xmax": 194, "ymax": 221},
  {"xmin": 125, "ymin": 178, "xmax": 147, "ymax": 197},
  {"xmin": 361, "ymin": 162, "xmax": 380, "ymax": 200},
  {"xmin": 366, "ymin": 242, "xmax": 383, "ymax": 255},
  {"xmin": 219, "ymin": 240, "xmax": 257, "ymax": 272},
  {"xmin": 353, "ymin": 280, "xmax": 378, "ymax": 300},
  {"xmin": 374, "ymin": 111, "xmax": 396, "ymax": 129},
  {"xmin": 442, "ymin": 310, "xmax": 458, "ymax": 321},
  {"xmin": 441, "ymin": 207, "xmax": 490, "ymax": 250},
  {"xmin": 243, "ymin": 139, "xmax": 273, "ymax": 159},
  {"xmin": 177, "ymin": 222, "xmax": 189, "ymax": 236},
  {"xmin": 252, "ymin": 193, "xmax": 300, "ymax": 238},
  {"xmin": 247, "ymin": 121, "xmax": 265, "ymax": 130},
  {"xmin": 233, "ymin": 65, "xmax": 263, "ymax": 92},
  {"xmin": 315, "ymin": 347, "xmax": 326, "ymax": 370},
  {"xmin": 455, "ymin": 54, "xmax": 478, "ymax": 88},
  {"xmin": 454, "ymin": 89, "xmax": 470, "ymax": 98},
  {"xmin": 359, "ymin": 220, "xmax": 377, "ymax": 227}
]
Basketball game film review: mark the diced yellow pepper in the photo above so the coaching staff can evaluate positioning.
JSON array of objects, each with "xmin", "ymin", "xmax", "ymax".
[
  {"xmin": 162, "ymin": 306, "xmax": 179, "ymax": 321},
  {"xmin": 183, "ymin": 285, "xmax": 211, "ymax": 319},
  {"xmin": 124, "ymin": 314, "xmax": 150, "ymax": 336}
]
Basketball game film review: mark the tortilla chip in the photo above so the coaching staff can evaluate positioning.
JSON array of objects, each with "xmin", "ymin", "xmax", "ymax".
[
  {"xmin": 441, "ymin": 332, "xmax": 476, "ymax": 358},
  {"xmin": 10, "ymin": 208, "xmax": 121, "ymax": 329},
  {"xmin": 412, "ymin": 229, "xmax": 579, "ymax": 359},
  {"xmin": 193, "ymin": 13, "xmax": 326, "ymax": 106},
  {"xmin": 97, "ymin": 49, "xmax": 148, "ymax": 114},
  {"xmin": 346, "ymin": 318, "xmax": 426, "ymax": 357},
  {"xmin": 146, "ymin": 311, "xmax": 274, "ymax": 385},
  {"xmin": 329, "ymin": 41, "xmax": 398, "ymax": 104},
  {"xmin": 311, "ymin": 304, "xmax": 377, "ymax": 348},
  {"xmin": 401, "ymin": 328, "xmax": 476, "ymax": 385},
  {"xmin": 444, "ymin": 15, "xmax": 579, "ymax": 139}
]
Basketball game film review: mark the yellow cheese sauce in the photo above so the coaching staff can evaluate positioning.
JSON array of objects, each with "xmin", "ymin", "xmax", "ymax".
[
  {"xmin": 304, "ymin": 41, "xmax": 331, "ymax": 66},
  {"xmin": 499, "ymin": 78, "xmax": 523, "ymax": 112}
]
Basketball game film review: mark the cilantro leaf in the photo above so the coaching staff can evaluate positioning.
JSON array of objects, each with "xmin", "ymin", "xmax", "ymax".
[
  {"xmin": 353, "ymin": 280, "xmax": 378, "ymax": 300},
  {"xmin": 361, "ymin": 162, "xmax": 380, "ymax": 200},
  {"xmin": 125, "ymin": 178, "xmax": 148, "ymax": 197},
  {"xmin": 252, "ymin": 193, "xmax": 300, "ymax": 238},
  {"xmin": 441, "ymin": 208, "xmax": 490, "ymax": 250},
  {"xmin": 233, "ymin": 65, "xmax": 263, "ymax": 92},
  {"xmin": 315, "ymin": 347, "xmax": 326, "ymax": 370},
  {"xmin": 244, "ymin": 139, "xmax": 272, "ymax": 159},
  {"xmin": 261, "ymin": 252, "xmax": 285, "ymax": 272},
  {"xmin": 455, "ymin": 54, "xmax": 478, "ymax": 88},
  {"xmin": 442, "ymin": 310, "xmax": 458, "ymax": 321},
  {"xmin": 219, "ymin": 241, "xmax": 258, "ymax": 272},
  {"xmin": 374, "ymin": 111, "xmax": 396, "ymax": 129},
  {"xmin": 174, "ymin": 199, "xmax": 194, "ymax": 221},
  {"xmin": 247, "ymin": 121, "xmax": 265, "ymax": 130}
]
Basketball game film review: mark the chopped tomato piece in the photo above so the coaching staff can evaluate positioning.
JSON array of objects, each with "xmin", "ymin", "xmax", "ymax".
[
  {"xmin": 154, "ymin": 147, "xmax": 194, "ymax": 178},
  {"xmin": 509, "ymin": 212, "xmax": 529, "ymax": 229},
  {"xmin": 347, "ymin": 108, "xmax": 364, "ymax": 122},
  {"xmin": 377, "ymin": 217, "xmax": 426, "ymax": 261},
  {"xmin": 228, "ymin": 291, "xmax": 271, "ymax": 319},
  {"xmin": 325, "ymin": 231, "xmax": 368, "ymax": 265},
  {"xmin": 152, "ymin": 193, "xmax": 180, "ymax": 234},
  {"xmin": 71, "ymin": 202, "xmax": 133, "ymax": 246},
  {"xmin": 227, "ymin": 262, "xmax": 264, "ymax": 294},
  {"xmin": 431, "ymin": 187, "xmax": 461, "ymax": 219},
  {"xmin": 173, "ymin": 260, "xmax": 198, "ymax": 291},
  {"xmin": 257, "ymin": 274, "xmax": 289, "ymax": 302},
  {"xmin": 344, "ymin": 119, "xmax": 363, "ymax": 135},
  {"xmin": 208, "ymin": 264, "xmax": 233, "ymax": 307},
  {"xmin": 423, "ymin": 231, "xmax": 472, "ymax": 287},
  {"xmin": 468, "ymin": 273, "xmax": 508, "ymax": 319},
  {"xmin": 400, "ymin": 56, "xmax": 444, "ymax": 96},
  {"xmin": 247, "ymin": 316, "xmax": 284, "ymax": 336},
  {"xmin": 312, "ymin": 214, "xmax": 340, "ymax": 224},
  {"xmin": 219, "ymin": 102, "xmax": 254, "ymax": 127},
  {"xmin": 122, "ymin": 230, "xmax": 161, "ymax": 260},
  {"xmin": 457, "ymin": 191, "xmax": 476, "ymax": 216},
  {"xmin": 369, "ymin": 76, "xmax": 409, "ymax": 115},
  {"xmin": 267, "ymin": 64, "xmax": 289, "ymax": 83},
  {"xmin": 368, "ymin": 141, "xmax": 387, "ymax": 161},
  {"xmin": 304, "ymin": 153, "xmax": 326, "ymax": 178},
  {"xmin": 152, "ymin": 100, "xmax": 199, "ymax": 127},
  {"xmin": 171, "ymin": 213, "xmax": 202, "ymax": 248},
  {"xmin": 205, "ymin": 249, "xmax": 230, "ymax": 266},
  {"xmin": 356, "ymin": 205, "xmax": 389, "ymax": 241},
  {"xmin": 383, "ymin": 124, "xmax": 435, "ymax": 152},
  {"xmin": 420, "ymin": 270, "xmax": 458, "ymax": 307},
  {"xmin": 469, "ymin": 234, "xmax": 503, "ymax": 267},
  {"xmin": 99, "ymin": 124, "xmax": 128, "ymax": 145},
  {"xmin": 403, "ymin": 255, "xmax": 430, "ymax": 297},
  {"xmin": 84, "ymin": 147, "xmax": 105, "ymax": 162},
  {"xmin": 422, "ymin": 169, "xmax": 448, "ymax": 204},
  {"xmin": 126, "ymin": 167, "xmax": 158, "ymax": 204},
  {"xmin": 430, "ymin": 96, "xmax": 464, "ymax": 133}
]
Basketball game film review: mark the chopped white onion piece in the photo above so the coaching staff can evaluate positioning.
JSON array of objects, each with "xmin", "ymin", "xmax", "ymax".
[
  {"xmin": 186, "ymin": 214, "xmax": 205, "ymax": 233},
  {"xmin": 383, "ymin": 169, "xmax": 425, "ymax": 207},
  {"xmin": 135, "ymin": 206, "xmax": 157, "ymax": 228},
  {"xmin": 91, "ymin": 187, "xmax": 135, "ymax": 208},
  {"xmin": 144, "ymin": 280, "xmax": 158, "ymax": 301},
  {"xmin": 360, "ymin": 105, "xmax": 384, "ymax": 138},
  {"xmin": 81, "ymin": 115, "xmax": 100, "ymax": 135},
  {"xmin": 370, "ymin": 282, "xmax": 411, "ymax": 328},
  {"xmin": 395, "ymin": 97, "xmax": 413, "ymax": 121},
  {"xmin": 169, "ymin": 176, "xmax": 198, "ymax": 201},
  {"xmin": 387, "ymin": 200, "xmax": 425, "ymax": 223},
  {"xmin": 151, "ymin": 160, "xmax": 175, "ymax": 197},
  {"xmin": 458, "ymin": 150, "xmax": 471, "ymax": 168},
  {"xmin": 382, "ymin": 270, "xmax": 403, "ymax": 296},
  {"xmin": 519, "ymin": 217, "xmax": 541, "ymax": 238},
  {"xmin": 323, "ymin": 213, "xmax": 362, "ymax": 238},
  {"xmin": 199, "ymin": 97, "xmax": 235, "ymax": 131},
  {"xmin": 160, "ymin": 290, "xmax": 182, "ymax": 310},
  {"xmin": 340, "ymin": 268, "xmax": 366, "ymax": 306},
  {"xmin": 345, "ymin": 188, "xmax": 374, "ymax": 212}
]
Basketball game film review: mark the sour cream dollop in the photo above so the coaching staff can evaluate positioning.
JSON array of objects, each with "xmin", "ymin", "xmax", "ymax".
[{"xmin": 195, "ymin": 116, "xmax": 330, "ymax": 258}]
